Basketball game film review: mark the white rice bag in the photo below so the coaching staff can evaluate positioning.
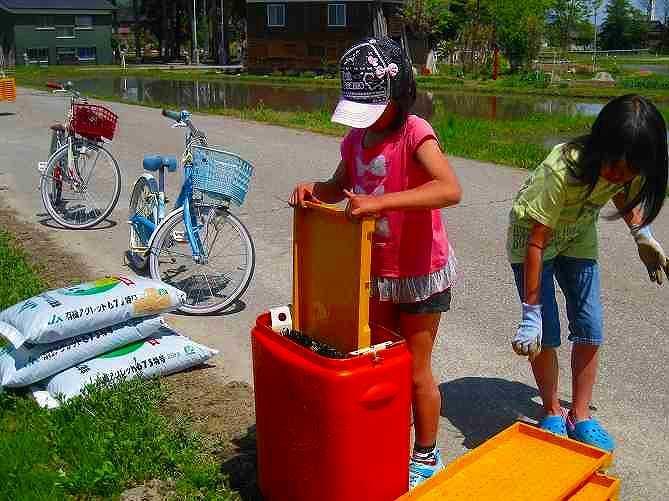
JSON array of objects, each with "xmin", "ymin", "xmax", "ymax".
[
  {"xmin": 31, "ymin": 326, "xmax": 218, "ymax": 406},
  {"xmin": 0, "ymin": 316, "xmax": 163, "ymax": 388},
  {"xmin": 0, "ymin": 275, "xmax": 186, "ymax": 348}
]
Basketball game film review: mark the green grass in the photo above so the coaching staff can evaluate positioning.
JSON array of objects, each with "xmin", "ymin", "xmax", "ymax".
[
  {"xmin": 0, "ymin": 379, "xmax": 238, "ymax": 501},
  {"xmin": 0, "ymin": 233, "xmax": 238, "ymax": 501},
  {"xmin": 0, "ymin": 230, "xmax": 45, "ymax": 310},
  {"xmin": 432, "ymin": 112, "xmax": 594, "ymax": 170}
]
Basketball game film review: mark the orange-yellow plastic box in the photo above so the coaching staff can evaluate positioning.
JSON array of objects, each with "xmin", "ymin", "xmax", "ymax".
[
  {"xmin": 567, "ymin": 473, "xmax": 620, "ymax": 500},
  {"xmin": 397, "ymin": 422, "xmax": 613, "ymax": 501},
  {"xmin": 292, "ymin": 203, "xmax": 375, "ymax": 353},
  {"xmin": 0, "ymin": 78, "xmax": 16, "ymax": 102}
]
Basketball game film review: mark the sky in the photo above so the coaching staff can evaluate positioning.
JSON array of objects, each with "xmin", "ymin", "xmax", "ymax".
[{"xmin": 592, "ymin": 1, "xmax": 667, "ymax": 24}]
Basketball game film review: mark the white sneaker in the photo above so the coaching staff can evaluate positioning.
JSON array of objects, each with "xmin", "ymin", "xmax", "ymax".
[{"xmin": 409, "ymin": 448, "xmax": 444, "ymax": 489}]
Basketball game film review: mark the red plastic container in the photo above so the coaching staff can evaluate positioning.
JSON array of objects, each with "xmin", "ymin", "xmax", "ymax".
[{"xmin": 252, "ymin": 313, "xmax": 412, "ymax": 501}]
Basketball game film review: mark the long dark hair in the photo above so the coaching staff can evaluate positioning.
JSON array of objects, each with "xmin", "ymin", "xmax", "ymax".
[
  {"xmin": 564, "ymin": 94, "xmax": 668, "ymax": 226},
  {"xmin": 388, "ymin": 41, "xmax": 416, "ymax": 131},
  {"xmin": 388, "ymin": 80, "xmax": 417, "ymax": 131}
]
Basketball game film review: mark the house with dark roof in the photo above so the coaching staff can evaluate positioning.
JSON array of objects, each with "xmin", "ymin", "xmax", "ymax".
[
  {"xmin": 245, "ymin": 1, "xmax": 411, "ymax": 73},
  {"xmin": 0, "ymin": 0, "xmax": 115, "ymax": 66}
]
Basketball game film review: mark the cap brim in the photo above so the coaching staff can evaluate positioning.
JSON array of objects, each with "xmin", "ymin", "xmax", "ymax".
[{"xmin": 331, "ymin": 99, "xmax": 388, "ymax": 128}]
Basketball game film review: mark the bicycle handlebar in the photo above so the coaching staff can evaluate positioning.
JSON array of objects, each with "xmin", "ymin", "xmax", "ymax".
[
  {"xmin": 162, "ymin": 109, "xmax": 182, "ymax": 121},
  {"xmin": 47, "ymin": 80, "xmax": 81, "ymax": 98},
  {"xmin": 162, "ymin": 109, "xmax": 203, "ymax": 144}
]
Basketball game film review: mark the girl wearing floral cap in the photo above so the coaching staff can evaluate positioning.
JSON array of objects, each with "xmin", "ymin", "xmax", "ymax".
[{"xmin": 290, "ymin": 37, "xmax": 462, "ymax": 489}]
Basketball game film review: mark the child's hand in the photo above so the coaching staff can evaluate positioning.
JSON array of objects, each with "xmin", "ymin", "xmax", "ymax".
[
  {"xmin": 632, "ymin": 226, "xmax": 669, "ymax": 285},
  {"xmin": 344, "ymin": 189, "xmax": 382, "ymax": 219},
  {"xmin": 513, "ymin": 303, "xmax": 543, "ymax": 361},
  {"xmin": 289, "ymin": 183, "xmax": 318, "ymax": 208}
]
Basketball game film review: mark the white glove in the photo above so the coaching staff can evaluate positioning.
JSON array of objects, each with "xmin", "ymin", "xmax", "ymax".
[
  {"xmin": 512, "ymin": 303, "xmax": 542, "ymax": 361},
  {"xmin": 632, "ymin": 226, "xmax": 669, "ymax": 285}
]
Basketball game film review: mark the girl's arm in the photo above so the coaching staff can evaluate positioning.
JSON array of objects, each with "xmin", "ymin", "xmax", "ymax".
[
  {"xmin": 289, "ymin": 160, "xmax": 350, "ymax": 206},
  {"xmin": 345, "ymin": 139, "xmax": 462, "ymax": 216},
  {"xmin": 523, "ymin": 222, "xmax": 553, "ymax": 304},
  {"xmin": 613, "ymin": 192, "xmax": 669, "ymax": 284},
  {"xmin": 612, "ymin": 192, "xmax": 643, "ymax": 228},
  {"xmin": 512, "ymin": 221, "xmax": 553, "ymax": 358}
]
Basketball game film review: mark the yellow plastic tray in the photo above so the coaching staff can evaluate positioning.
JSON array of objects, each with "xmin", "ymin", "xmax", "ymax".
[
  {"xmin": 292, "ymin": 203, "xmax": 375, "ymax": 353},
  {"xmin": 398, "ymin": 422, "xmax": 613, "ymax": 501},
  {"xmin": 566, "ymin": 473, "xmax": 620, "ymax": 500}
]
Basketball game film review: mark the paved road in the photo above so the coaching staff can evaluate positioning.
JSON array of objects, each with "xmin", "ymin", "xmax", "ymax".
[{"xmin": 1, "ymin": 88, "xmax": 668, "ymax": 499}]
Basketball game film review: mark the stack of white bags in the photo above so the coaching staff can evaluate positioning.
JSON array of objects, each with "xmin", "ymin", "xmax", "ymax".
[{"xmin": 0, "ymin": 275, "xmax": 218, "ymax": 408}]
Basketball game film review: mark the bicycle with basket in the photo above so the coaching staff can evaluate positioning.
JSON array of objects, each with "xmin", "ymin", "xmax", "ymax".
[
  {"xmin": 39, "ymin": 81, "xmax": 121, "ymax": 229},
  {"xmin": 126, "ymin": 109, "xmax": 255, "ymax": 314}
]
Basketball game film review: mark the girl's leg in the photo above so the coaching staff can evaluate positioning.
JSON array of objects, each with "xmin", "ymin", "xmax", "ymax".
[
  {"xmin": 530, "ymin": 348, "xmax": 562, "ymax": 416},
  {"xmin": 512, "ymin": 261, "xmax": 562, "ymax": 417},
  {"xmin": 399, "ymin": 311, "xmax": 441, "ymax": 448},
  {"xmin": 554, "ymin": 257, "xmax": 603, "ymax": 420},
  {"xmin": 571, "ymin": 344, "xmax": 599, "ymax": 421}
]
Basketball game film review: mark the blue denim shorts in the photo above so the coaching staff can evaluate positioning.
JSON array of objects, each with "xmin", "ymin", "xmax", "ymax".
[{"xmin": 511, "ymin": 257, "xmax": 603, "ymax": 347}]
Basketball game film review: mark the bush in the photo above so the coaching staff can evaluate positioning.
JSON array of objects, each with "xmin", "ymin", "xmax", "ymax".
[
  {"xmin": 500, "ymin": 71, "xmax": 551, "ymax": 88},
  {"xmin": 619, "ymin": 75, "xmax": 669, "ymax": 90}
]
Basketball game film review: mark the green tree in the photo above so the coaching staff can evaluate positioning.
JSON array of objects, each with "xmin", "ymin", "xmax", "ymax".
[
  {"xmin": 600, "ymin": 0, "xmax": 649, "ymax": 50},
  {"xmin": 447, "ymin": 0, "xmax": 496, "ymax": 73},
  {"xmin": 490, "ymin": 0, "xmax": 552, "ymax": 71},
  {"xmin": 548, "ymin": 0, "xmax": 590, "ymax": 51},
  {"xmin": 434, "ymin": 0, "xmax": 550, "ymax": 73},
  {"xmin": 401, "ymin": 0, "xmax": 455, "ymax": 44},
  {"xmin": 573, "ymin": 18, "xmax": 596, "ymax": 48}
]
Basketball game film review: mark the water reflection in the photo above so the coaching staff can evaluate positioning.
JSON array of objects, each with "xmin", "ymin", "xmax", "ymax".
[{"xmin": 74, "ymin": 77, "xmax": 607, "ymax": 122}]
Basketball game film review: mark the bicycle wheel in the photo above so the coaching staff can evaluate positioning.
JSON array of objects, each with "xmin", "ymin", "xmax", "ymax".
[
  {"xmin": 149, "ymin": 205, "xmax": 255, "ymax": 314},
  {"xmin": 127, "ymin": 174, "xmax": 159, "ymax": 271},
  {"xmin": 40, "ymin": 139, "xmax": 121, "ymax": 229}
]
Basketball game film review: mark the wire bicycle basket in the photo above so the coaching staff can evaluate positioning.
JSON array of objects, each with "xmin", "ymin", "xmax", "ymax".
[
  {"xmin": 71, "ymin": 103, "xmax": 118, "ymax": 141},
  {"xmin": 191, "ymin": 145, "xmax": 254, "ymax": 207}
]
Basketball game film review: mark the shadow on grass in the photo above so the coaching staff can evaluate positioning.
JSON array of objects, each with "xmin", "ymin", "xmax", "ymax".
[{"xmin": 221, "ymin": 425, "xmax": 262, "ymax": 501}]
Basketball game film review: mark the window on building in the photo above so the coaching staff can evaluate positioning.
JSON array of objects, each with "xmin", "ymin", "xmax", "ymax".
[
  {"xmin": 26, "ymin": 47, "xmax": 49, "ymax": 64},
  {"xmin": 267, "ymin": 4, "xmax": 286, "ymax": 27},
  {"xmin": 36, "ymin": 16, "xmax": 54, "ymax": 29},
  {"xmin": 328, "ymin": 4, "xmax": 346, "ymax": 27},
  {"xmin": 56, "ymin": 26, "xmax": 75, "ymax": 38},
  {"xmin": 56, "ymin": 47, "xmax": 76, "ymax": 64},
  {"xmin": 75, "ymin": 16, "xmax": 93, "ymax": 29},
  {"xmin": 77, "ymin": 47, "xmax": 97, "ymax": 62}
]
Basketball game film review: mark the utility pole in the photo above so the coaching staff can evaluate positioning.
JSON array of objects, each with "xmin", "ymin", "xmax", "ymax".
[
  {"xmin": 192, "ymin": 0, "xmax": 199, "ymax": 65},
  {"xmin": 220, "ymin": 0, "xmax": 229, "ymax": 65},
  {"xmin": 592, "ymin": 2, "xmax": 598, "ymax": 73}
]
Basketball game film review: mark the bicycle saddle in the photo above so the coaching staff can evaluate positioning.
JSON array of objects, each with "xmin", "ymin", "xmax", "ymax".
[{"xmin": 143, "ymin": 155, "xmax": 177, "ymax": 173}]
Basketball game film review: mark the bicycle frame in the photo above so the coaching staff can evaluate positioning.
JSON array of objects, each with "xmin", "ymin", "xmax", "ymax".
[
  {"xmin": 42, "ymin": 83, "xmax": 90, "ymax": 183},
  {"xmin": 129, "ymin": 113, "xmax": 209, "ymax": 262}
]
